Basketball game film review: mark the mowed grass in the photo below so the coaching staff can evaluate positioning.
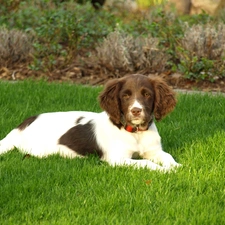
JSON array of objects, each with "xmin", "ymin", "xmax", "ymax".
[{"xmin": 0, "ymin": 80, "xmax": 224, "ymax": 225}]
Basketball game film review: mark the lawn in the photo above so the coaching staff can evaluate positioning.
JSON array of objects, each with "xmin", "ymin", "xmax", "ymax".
[{"xmin": 0, "ymin": 80, "xmax": 224, "ymax": 225}]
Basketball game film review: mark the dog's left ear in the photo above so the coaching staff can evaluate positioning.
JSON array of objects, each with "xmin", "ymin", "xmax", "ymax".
[
  {"xmin": 99, "ymin": 78, "xmax": 123, "ymax": 125},
  {"xmin": 150, "ymin": 76, "xmax": 176, "ymax": 121}
]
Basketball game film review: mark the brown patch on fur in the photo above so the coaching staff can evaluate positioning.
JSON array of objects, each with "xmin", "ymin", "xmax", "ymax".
[
  {"xmin": 17, "ymin": 116, "xmax": 38, "ymax": 131},
  {"xmin": 58, "ymin": 121, "xmax": 103, "ymax": 158},
  {"xmin": 149, "ymin": 76, "xmax": 176, "ymax": 121}
]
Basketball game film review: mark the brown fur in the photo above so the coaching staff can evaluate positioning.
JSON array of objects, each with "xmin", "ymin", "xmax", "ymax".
[
  {"xmin": 99, "ymin": 74, "xmax": 176, "ymax": 125},
  {"xmin": 99, "ymin": 78, "xmax": 124, "ymax": 125},
  {"xmin": 149, "ymin": 76, "xmax": 176, "ymax": 121},
  {"xmin": 17, "ymin": 115, "xmax": 38, "ymax": 131},
  {"xmin": 58, "ymin": 121, "xmax": 103, "ymax": 157}
]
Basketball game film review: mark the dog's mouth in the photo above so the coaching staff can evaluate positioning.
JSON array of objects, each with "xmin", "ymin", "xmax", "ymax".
[
  {"xmin": 129, "ymin": 113, "xmax": 146, "ymax": 124},
  {"xmin": 128, "ymin": 116, "xmax": 148, "ymax": 129},
  {"xmin": 127, "ymin": 114, "xmax": 153, "ymax": 130},
  {"xmin": 120, "ymin": 112, "xmax": 153, "ymax": 131},
  {"xmin": 130, "ymin": 118, "xmax": 144, "ymax": 125}
]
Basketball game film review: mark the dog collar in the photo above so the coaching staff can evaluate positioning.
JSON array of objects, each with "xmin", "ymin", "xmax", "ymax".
[{"xmin": 125, "ymin": 125, "xmax": 148, "ymax": 133}]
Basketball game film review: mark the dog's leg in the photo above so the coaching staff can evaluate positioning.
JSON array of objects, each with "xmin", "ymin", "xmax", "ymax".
[
  {"xmin": 108, "ymin": 158, "xmax": 169, "ymax": 171},
  {"xmin": 0, "ymin": 129, "xmax": 20, "ymax": 155},
  {"xmin": 144, "ymin": 150, "xmax": 181, "ymax": 169},
  {"xmin": 124, "ymin": 158, "xmax": 168, "ymax": 171}
]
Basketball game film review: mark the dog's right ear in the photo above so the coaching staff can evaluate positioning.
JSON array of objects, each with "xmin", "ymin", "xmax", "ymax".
[{"xmin": 99, "ymin": 78, "xmax": 123, "ymax": 125}]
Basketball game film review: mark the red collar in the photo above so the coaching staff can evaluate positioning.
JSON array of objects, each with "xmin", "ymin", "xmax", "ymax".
[{"xmin": 125, "ymin": 125, "xmax": 148, "ymax": 133}]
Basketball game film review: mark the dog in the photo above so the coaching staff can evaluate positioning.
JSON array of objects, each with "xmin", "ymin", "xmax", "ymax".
[{"xmin": 0, "ymin": 74, "xmax": 180, "ymax": 171}]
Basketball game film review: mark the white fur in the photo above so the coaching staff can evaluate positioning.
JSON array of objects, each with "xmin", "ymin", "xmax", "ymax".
[
  {"xmin": 130, "ymin": 100, "xmax": 143, "ymax": 110},
  {"xmin": 129, "ymin": 100, "xmax": 145, "ymax": 125},
  {"xmin": 0, "ymin": 111, "xmax": 180, "ymax": 171}
]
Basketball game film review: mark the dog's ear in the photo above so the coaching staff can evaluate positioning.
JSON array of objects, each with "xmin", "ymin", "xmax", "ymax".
[
  {"xmin": 99, "ymin": 78, "xmax": 123, "ymax": 124},
  {"xmin": 150, "ymin": 76, "xmax": 176, "ymax": 121}
]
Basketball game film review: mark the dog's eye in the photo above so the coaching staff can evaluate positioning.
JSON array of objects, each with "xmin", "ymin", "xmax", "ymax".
[
  {"xmin": 122, "ymin": 90, "xmax": 132, "ymax": 99},
  {"xmin": 144, "ymin": 92, "xmax": 150, "ymax": 98},
  {"xmin": 123, "ymin": 93, "xmax": 130, "ymax": 99}
]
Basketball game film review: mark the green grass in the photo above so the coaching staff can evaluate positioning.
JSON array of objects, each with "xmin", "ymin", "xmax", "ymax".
[{"xmin": 0, "ymin": 80, "xmax": 225, "ymax": 225}]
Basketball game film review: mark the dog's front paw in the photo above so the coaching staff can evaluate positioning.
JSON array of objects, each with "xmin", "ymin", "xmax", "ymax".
[{"xmin": 162, "ymin": 162, "xmax": 182, "ymax": 172}]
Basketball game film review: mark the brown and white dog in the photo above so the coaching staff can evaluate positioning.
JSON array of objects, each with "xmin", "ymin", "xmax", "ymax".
[{"xmin": 0, "ymin": 74, "xmax": 180, "ymax": 171}]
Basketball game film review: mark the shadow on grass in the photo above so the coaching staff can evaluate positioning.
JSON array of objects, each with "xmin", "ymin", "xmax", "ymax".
[{"xmin": 158, "ymin": 93, "xmax": 225, "ymax": 158}]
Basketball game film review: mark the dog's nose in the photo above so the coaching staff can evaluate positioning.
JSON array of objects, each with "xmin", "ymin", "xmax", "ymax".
[{"xmin": 131, "ymin": 107, "xmax": 142, "ymax": 116}]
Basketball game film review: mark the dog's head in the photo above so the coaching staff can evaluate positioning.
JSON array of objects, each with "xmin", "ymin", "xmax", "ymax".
[{"xmin": 99, "ymin": 74, "xmax": 176, "ymax": 130}]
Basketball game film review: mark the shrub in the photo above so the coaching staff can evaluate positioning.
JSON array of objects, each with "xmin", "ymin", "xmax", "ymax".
[
  {"xmin": 1, "ymin": 1, "xmax": 225, "ymax": 82},
  {"xmin": 0, "ymin": 0, "xmax": 20, "ymax": 14},
  {"xmin": 0, "ymin": 27, "xmax": 34, "ymax": 67},
  {"xmin": 96, "ymin": 30, "xmax": 170, "ymax": 76},
  {"xmin": 177, "ymin": 23, "xmax": 225, "ymax": 81}
]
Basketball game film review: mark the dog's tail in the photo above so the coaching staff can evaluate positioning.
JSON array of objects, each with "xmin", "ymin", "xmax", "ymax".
[{"xmin": 0, "ymin": 129, "xmax": 21, "ymax": 155}]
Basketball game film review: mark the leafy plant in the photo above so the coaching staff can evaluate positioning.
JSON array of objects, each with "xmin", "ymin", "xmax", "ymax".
[
  {"xmin": 176, "ymin": 23, "xmax": 225, "ymax": 81},
  {"xmin": 1, "ymin": 1, "xmax": 117, "ymax": 72},
  {"xmin": 0, "ymin": 0, "xmax": 225, "ymax": 81}
]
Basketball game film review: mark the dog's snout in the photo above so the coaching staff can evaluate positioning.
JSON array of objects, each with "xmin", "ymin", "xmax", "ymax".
[{"xmin": 131, "ymin": 107, "xmax": 142, "ymax": 116}]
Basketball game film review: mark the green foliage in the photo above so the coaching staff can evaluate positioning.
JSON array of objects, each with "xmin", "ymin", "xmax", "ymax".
[
  {"xmin": 175, "ymin": 23, "xmax": 225, "ymax": 81},
  {"xmin": 177, "ymin": 54, "xmax": 225, "ymax": 82},
  {"xmin": 144, "ymin": 9, "xmax": 184, "ymax": 66},
  {"xmin": 178, "ymin": 56, "xmax": 214, "ymax": 81},
  {"xmin": 180, "ymin": 12, "xmax": 214, "ymax": 26},
  {"xmin": 0, "ymin": 1, "xmax": 117, "ymax": 71},
  {"xmin": 0, "ymin": 1, "xmax": 225, "ymax": 81},
  {"xmin": 0, "ymin": 0, "xmax": 20, "ymax": 15},
  {"xmin": 32, "ymin": 3, "xmax": 116, "ymax": 71}
]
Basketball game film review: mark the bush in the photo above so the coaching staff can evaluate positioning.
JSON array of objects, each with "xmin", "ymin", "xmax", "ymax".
[
  {"xmin": 177, "ymin": 23, "xmax": 225, "ymax": 81},
  {"xmin": 0, "ymin": 1, "xmax": 117, "ymax": 72},
  {"xmin": 96, "ymin": 30, "xmax": 170, "ymax": 76},
  {"xmin": 0, "ymin": 1, "xmax": 225, "ymax": 82},
  {"xmin": 0, "ymin": 27, "xmax": 34, "ymax": 67}
]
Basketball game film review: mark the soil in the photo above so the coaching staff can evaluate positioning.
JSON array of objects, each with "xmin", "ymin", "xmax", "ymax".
[{"xmin": 1, "ymin": 51, "xmax": 225, "ymax": 93}]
